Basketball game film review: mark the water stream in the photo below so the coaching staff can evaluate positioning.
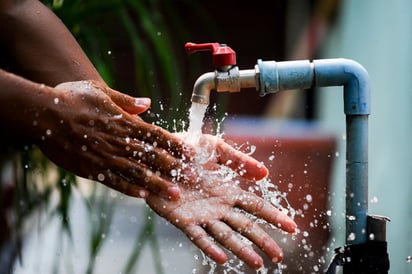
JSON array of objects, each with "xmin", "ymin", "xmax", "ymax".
[{"xmin": 187, "ymin": 102, "xmax": 208, "ymax": 144}]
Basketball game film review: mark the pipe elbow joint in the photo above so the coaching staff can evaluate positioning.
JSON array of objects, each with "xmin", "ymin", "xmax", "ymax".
[
  {"xmin": 313, "ymin": 58, "xmax": 371, "ymax": 115},
  {"xmin": 191, "ymin": 72, "xmax": 216, "ymax": 105}
]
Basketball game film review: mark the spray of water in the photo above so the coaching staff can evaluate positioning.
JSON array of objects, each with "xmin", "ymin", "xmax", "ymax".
[{"xmin": 182, "ymin": 102, "xmax": 295, "ymax": 274}]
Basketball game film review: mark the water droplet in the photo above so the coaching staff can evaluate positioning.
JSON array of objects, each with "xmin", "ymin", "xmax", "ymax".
[
  {"xmin": 54, "ymin": 97, "xmax": 59, "ymax": 104},
  {"xmin": 268, "ymin": 155, "xmax": 275, "ymax": 161},
  {"xmin": 370, "ymin": 196, "xmax": 379, "ymax": 203},
  {"xmin": 347, "ymin": 232, "xmax": 356, "ymax": 241},
  {"xmin": 305, "ymin": 194, "xmax": 312, "ymax": 203},
  {"xmin": 46, "ymin": 129, "xmax": 52, "ymax": 136},
  {"xmin": 107, "ymin": 50, "xmax": 112, "ymax": 55},
  {"xmin": 81, "ymin": 145, "xmax": 87, "ymax": 151},
  {"xmin": 406, "ymin": 256, "xmax": 412, "ymax": 263},
  {"xmin": 97, "ymin": 173, "xmax": 105, "ymax": 181},
  {"xmin": 170, "ymin": 169, "xmax": 178, "ymax": 177}
]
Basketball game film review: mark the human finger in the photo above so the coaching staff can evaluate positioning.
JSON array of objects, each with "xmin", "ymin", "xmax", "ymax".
[
  {"xmin": 235, "ymin": 193, "xmax": 297, "ymax": 233},
  {"xmin": 103, "ymin": 87, "xmax": 151, "ymax": 115},
  {"xmin": 109, "ymin": 157, "xmax": 180, "ymax": 200},
  {"xmin": 206, "ymin": 220, "xmax": 263, "ymax": 269},
  {"xmin": 215, "ymin": 138, "xmax": 268, "ymax": 180},
  {"xmin": 224, "ymin": 211, "xmax": 284, "ymax": 264},
  {"xmin": 184, "ymin": 225, "xmax": 228, "ymax": 265},
  {"xmin": 97, "ymin": 170, "xmax": 150, "ymax": 198},
  {"xmin": 128, "ymin": 122, "xmax": 194, "ymax": 160},
  {"xmin": 106, "ymin": 137, "xmax": 196, "ymax": 183}
]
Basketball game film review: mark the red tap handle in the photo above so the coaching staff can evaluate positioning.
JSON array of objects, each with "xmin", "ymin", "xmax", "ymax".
[{"xmin": 184, "ymin": 42, "xmax": 236, "ymax": 67}]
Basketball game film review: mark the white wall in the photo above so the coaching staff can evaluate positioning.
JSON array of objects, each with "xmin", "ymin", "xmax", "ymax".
[{"xmin": 318, "ymin": 1, "xmax": 412, "ymax": 273}]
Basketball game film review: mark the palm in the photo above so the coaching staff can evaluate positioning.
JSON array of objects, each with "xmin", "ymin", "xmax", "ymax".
[{"xmin": 147, "ymin": 167, "xmax": 296, "ymax": 270}]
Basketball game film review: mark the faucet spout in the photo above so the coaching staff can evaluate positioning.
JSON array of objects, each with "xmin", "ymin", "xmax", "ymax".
[
  {"xmin": 191, "ymin": 67, "xmax": 259, "ymax": 105},
  {"xmin": 191, "ymin": 72, "xmax": 216, "ymax": 105}
]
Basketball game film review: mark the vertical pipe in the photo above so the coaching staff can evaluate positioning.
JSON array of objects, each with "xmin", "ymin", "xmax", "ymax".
[
  {"xmin": 345, "ymin": 115, "xmax": 368, "ymax": 244},
  {"xmin": 313, "ymin": 59, "xmax": 370, "ymax": 245},
  {"xmin": 258, "ymin": 58, "xmax": 371, "ymax": 245}
]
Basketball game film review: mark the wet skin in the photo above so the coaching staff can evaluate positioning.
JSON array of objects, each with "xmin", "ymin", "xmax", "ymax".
[{"xmin": 146, "ymin": 134, "xmax": 297, "ymax": 270}]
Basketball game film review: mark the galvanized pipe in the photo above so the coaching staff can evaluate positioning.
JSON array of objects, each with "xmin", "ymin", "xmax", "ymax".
[{"xmin": 191, "ymin": 67, "xmax": 258, "ymax": 105}]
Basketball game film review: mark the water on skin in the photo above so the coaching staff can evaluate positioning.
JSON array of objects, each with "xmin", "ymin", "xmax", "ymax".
[{"xmin": 186, "ymin": 102, "xmax": 295, "ymax": 274}]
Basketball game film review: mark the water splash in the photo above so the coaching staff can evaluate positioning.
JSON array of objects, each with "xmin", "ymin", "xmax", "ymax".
[{"xmin": 183, "ymin": 102, "xmax": 295, "ymax": 273}]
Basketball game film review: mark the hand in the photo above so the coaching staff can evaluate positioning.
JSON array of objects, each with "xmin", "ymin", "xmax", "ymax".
[
  {"xmin": 39, "ymin": 80, "xmax": 188, "ymax": 200},
  {"xmin": 146, "ymin": 134, "xmax": 296, "ymax": 270},
  {"xmin": 39, "ymin": 81, "xmax": 268, "ymax": 201}
]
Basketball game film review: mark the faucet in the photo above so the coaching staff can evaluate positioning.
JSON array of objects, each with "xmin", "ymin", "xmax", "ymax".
[
  {"xmin": 184, "ymin": 42, "xmax": 257, "ymax": 105},
  {"xmin": 185, "ymin": 42, "xmax": 389, "ymax": 273}
]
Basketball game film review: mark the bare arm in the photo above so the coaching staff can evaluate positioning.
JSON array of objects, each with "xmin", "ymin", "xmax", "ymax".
[{"xmin": 0, "ymin": 0, "xmax": 102, "ymax": 85}]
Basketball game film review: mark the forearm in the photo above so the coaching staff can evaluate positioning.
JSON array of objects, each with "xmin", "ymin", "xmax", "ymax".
[
  {"xmin": 0, "ymin": 68, "xmax": 58, "ymax": 143},
  {"xmin": 0, "ymin": 0, "xmax": 103, "ymax": 85}
]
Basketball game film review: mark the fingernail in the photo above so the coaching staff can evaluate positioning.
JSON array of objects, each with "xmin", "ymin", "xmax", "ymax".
[
  {"xmin": 167, "ymin": 185, "xmax": 180, "ymax": 201},
  {"xmin": 135, "ymin": 97, "xmax": 151, "ymax": 107},
  {"xmin": 272, "ymin": 256, "xmax": 280, "ymax": 264},
  {"xmin": 287, "ymin": 219, "xmax": 298, "ymax": 233}
]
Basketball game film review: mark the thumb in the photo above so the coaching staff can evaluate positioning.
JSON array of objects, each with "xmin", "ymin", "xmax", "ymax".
[{"xmin": 108, "ymin": 88, "xmax": 151, "ymax": 114}]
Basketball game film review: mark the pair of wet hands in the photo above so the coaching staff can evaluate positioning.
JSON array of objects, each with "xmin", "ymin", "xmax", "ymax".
[{"xmin": 48, "ymin": 81, "xmax": 297, "ymax": 270}]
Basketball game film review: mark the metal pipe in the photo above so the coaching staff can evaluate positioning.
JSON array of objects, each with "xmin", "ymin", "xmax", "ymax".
[
  {"xmin": 191, "ymin": 58, "xmax": 371, "ymax": 245},
  {"xmin": 259, "ymin": 58, "xmax": 371, "ymax": 245},
  {"xmin": 191, "ymin": 67, "xmax": 258, "ymax": 105},
  {"xmin": 190, "ymin": 72, "xmax": 216, "ymax": 105}
]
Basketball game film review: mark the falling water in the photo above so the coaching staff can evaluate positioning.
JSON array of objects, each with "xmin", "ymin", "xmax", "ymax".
[{"xmin": 187, "ymin": 102, "xmax": 208, "ymax": 144}]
